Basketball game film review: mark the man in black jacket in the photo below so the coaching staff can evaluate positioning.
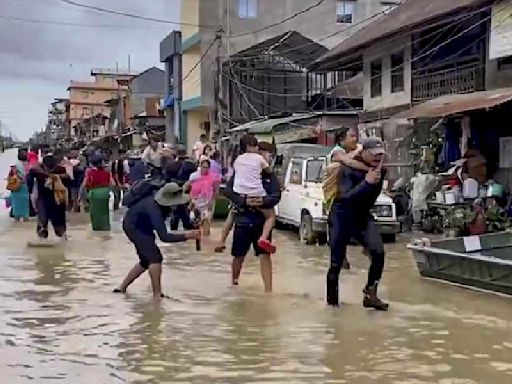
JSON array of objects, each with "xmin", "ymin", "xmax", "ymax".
[
  {"xmin": 327, "ymin": 138, "xmax": 389, "ymax": 310},
  {"xmin": 224, "ymin": 142, "xmax": 281, "ymax": 292}
]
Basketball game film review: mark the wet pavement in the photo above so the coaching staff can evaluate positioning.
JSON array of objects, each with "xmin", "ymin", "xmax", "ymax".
[{"xmin": 1, "ymin": 149, "xmax": 512, "ymax": 383}]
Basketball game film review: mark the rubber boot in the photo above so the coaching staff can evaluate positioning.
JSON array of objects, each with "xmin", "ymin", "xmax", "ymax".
[
  {"xmin": 326, "ymin": 269, "xmax": 340, "ymax": 307},
  {"xmin": 363, "ymin": 284, "xmax": 389, "ymax": 311}
]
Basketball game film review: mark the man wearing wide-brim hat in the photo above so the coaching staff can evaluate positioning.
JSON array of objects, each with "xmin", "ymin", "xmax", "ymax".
[{"xmin": 114, "ymin": 182, "xmax": 200, "ymax": 299}]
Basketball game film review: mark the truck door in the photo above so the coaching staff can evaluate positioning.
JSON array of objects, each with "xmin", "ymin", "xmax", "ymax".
[{"xmin": 278, "ymin": 159, "xmax": 304, "ymax": 223}]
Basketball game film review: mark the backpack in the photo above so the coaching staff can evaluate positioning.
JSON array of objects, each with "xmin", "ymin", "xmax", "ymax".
[
  {"xmin": 122, "ymin": 176, "xmax": 165, "ymax": 208},
  {"xmin": 6, "ymin": 169, "xmax": 22, "ymax": 192},
  {"xmin": 322, "ymin": 162, "xmax": 341, "ymax": 214}
]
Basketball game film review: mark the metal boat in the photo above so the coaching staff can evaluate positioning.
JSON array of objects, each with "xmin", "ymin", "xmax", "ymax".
[{"xmin": 408, "ymin": 232, "xmax": 512, "ymax": 295}]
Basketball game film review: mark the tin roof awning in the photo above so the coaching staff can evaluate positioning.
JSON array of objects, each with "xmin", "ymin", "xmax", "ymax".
[
  {"xmin": 230, "ymin": 31, "xmax": 328, "ymax": 66},
  {"xmin": 229, "ymin": 114, "xmax": 315, "ymax": 134},
  {"xmin": 394, "ymin": 88, "xmax": 512, "ymax": 119}
]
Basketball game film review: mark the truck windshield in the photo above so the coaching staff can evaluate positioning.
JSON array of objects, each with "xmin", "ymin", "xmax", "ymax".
[{"xmin": 306, "ymin": 160, "xmax": 325, "ymax": 182}]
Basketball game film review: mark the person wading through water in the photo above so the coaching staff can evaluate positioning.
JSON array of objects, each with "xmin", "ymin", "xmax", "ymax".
[
  {"xmin": 224, "ymin": 141, "xmax": 281, "ymax": 292},
  {"xmin": 28, "ymin": 154, "xmax": 69, "ymax": 241},
  {"xmin": 114, "ymin": 182, "xmax": 201, "ymax": 299},
  {"xmin": 326, "ymin": 138, "xmax": 389, "ymax": 311}
]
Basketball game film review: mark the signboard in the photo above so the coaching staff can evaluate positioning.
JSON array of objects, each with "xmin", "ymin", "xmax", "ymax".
[{"xmin": 489, "ymin": 0, "xmax": 512, "ymax": 60}]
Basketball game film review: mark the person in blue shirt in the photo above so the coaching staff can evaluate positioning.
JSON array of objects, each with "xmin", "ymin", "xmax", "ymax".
[{"xmin": 114, "ymin": 182, "xmax": 200, "ymax": 299}]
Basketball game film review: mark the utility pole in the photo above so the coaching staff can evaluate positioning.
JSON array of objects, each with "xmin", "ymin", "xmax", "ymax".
[
  {"xmin": 215, "ymin": 28, "xmax": 224, "ymax": 154},
  {"xmin": 160, "ymin": 31, "xmax": 182, "ymax": 146}
]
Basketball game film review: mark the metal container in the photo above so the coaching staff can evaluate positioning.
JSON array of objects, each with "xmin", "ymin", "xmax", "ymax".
[{"xmin": 408, "ymin": 232, "xmax": 512, "ymax": 295}]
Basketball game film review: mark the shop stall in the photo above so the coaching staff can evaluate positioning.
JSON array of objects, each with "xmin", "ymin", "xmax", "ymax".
[{"xmin": 395, "ymin": 88, "xmax": 512, "ymax": 237}]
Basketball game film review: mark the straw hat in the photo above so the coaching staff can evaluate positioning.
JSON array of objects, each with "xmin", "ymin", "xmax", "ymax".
[{"xmin": 154, "ymin": 183, "xmax": 190, "ymax": 207}]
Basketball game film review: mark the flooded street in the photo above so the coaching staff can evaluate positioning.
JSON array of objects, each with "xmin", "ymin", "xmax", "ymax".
[{"xmin": 1, "ymin": 151, "xmax": 512, "ymax": 383}]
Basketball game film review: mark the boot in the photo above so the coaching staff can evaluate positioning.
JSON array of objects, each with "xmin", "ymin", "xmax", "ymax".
[
  {"xmin": 363, "ymin": 284, "xmax": 389, "ymax": 311},
  {"xmin": 326, "ymin": 273, "xmax": 340, "ymax": 307}
]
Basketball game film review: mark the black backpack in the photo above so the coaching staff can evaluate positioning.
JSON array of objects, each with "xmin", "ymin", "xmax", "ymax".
[{"xmin": 122, "ymin": 176, "xmax": 165, "ymax": 208}]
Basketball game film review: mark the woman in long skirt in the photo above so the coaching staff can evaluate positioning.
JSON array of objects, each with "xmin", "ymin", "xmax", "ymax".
[
  {"xmin": 10, "ymin": 149, "xmax": 30, "ymax": 221},
  {"xmin": 80, "ymin": 157, "xmax": 112, "ymax": 231}
]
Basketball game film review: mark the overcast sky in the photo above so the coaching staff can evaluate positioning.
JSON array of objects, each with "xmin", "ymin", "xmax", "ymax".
[{"xmin": 0, "ymin": 0, "xmax": 180, "ymax": 140}]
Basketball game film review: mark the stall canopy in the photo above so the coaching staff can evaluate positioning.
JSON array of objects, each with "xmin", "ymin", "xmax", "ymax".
[{"xmin": 394, "ymin": 88, "xmax": 512, "ymax": 119}]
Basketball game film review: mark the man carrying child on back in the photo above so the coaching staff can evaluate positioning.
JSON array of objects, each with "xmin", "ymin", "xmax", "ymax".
[{"xmin": 231, "ymin": 134, "xmax": 276, "ymax": 254}]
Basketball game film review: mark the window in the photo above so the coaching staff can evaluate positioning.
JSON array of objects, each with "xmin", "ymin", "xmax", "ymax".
[
  {"xmin": 391, "ymin": 50, "xmax": 405, "ymax": 93},
  {"xmin": 336, "ymin": 0, "xmax": 356, "ymax": 24},
  {"xmin": 306, "ymin": 160, "xmax": 325, "ymax": 183},
  {"xmin": 498, "ymin": 56, "xmax": 512, "ymax": 71},
  {"xmin": 289, "ymin": 161, "xmax": 303, "ymax": 185},
  {"xmin": 82, "ymin": 107, "xmax": 91, "ymax": 116},
  {"xmin": 370, "ymin": 59, "xmax": 382, "ymax": 98},
  {"xmin": 81, "ymin": 91, "xmax": 89, "ymax": 99},
  {"xmin": 381, "ymin": 1, "xmax": 399, "ymax": 14},
  {"xmin": 238, "ymin": 0, "xmax": 258, "ymax": 19}
]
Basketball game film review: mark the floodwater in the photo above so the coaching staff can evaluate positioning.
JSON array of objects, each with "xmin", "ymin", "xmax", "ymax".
[{"xmin": 1, "ymin": 149, "xmax": 512, "ymax": 383}]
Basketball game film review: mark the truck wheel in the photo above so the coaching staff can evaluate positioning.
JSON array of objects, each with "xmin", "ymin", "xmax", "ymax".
[
  {"xmin": 382, "ymin": 233, "xmax": 396, "ymax": 243},
  {"xmin": 317, "ymin": 232, "xmax": 328, "ymax": 246},
  {"xmin": 300, "ymin": 213, "xmax": 317, "ymax": 245}
]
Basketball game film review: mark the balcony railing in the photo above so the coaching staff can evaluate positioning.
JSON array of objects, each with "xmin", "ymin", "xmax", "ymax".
[{"xmin": 412, "ymin": 63, "xmax": 483, "ymax": 103}]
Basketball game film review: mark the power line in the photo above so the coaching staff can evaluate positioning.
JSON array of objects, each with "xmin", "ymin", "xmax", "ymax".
[
  {"xmin": 56, "ymin": 0, "xmax": 219, "ymax": 29},
  {"xmin": 225, "ymin": 0, "xmax": 407, "ymax": 59},
  {"xmin": 227, "ymin": 0, "xmax": 326, "ymax": 39},
  {"xmin": 183, "ymin": 35, "xmax": 221, "ymax": 82},
  {"xmin": 222, "ymin": 5, "xmax": 512, "ymax": 112},
  {"xmin": 0, "ymin": 14, "xmax": 167, "ymax": 29}
]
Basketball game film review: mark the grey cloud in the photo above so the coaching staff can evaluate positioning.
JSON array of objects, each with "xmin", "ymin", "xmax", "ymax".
[{"xmin": 0, "ymin": 0, "xmax": 180, "ymax": 139}]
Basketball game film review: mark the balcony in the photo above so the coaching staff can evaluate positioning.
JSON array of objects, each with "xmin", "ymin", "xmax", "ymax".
[{"xmin": 412, "ymin": 63, "xmax": 484, "ymax": 103}]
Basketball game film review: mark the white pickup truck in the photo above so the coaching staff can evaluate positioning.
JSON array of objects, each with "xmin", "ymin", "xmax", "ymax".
[{"xmin": 274, "ymin": 144, "xmax": 400, "ymax": 244}]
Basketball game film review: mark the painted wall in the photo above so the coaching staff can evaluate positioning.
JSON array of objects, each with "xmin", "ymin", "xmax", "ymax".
[
  {"xmin": 362, "ymin": 35, "xmax": 412, "ymax": 112},
  {"xmin": 181, "ymin": 0, "xmax": 200, "ymax": 40},
  {"xmin": 186, "ymin": 109, "xmax": 210, "ymax": 154},
  {"xmin": 182, "ymin": 45, "xmax": 202, "ymax": 102}
]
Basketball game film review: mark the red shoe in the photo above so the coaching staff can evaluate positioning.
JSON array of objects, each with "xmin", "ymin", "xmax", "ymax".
[{"xmin": 258, "ymin": 239, "xmax": 276, "ymax": 254}]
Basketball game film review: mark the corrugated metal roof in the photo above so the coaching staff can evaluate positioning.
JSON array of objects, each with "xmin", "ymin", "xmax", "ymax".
[
  {"xmin": 231, "ymin": 31, "xmax": 328, "ymax": 65},
  {"xmin": 394, "ymin": 88, "xmax": 512, "ymax": 119},
  {"xmin": 229, "ymin": 114, "xmax": 316, "ymax": 134},
  {"xmin": 312, "ymin": 0, "xmax": 486, "ymax": 70}
]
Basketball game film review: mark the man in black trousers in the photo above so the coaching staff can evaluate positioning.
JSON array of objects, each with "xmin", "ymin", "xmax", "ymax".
[{"xmin": 327, "ymin": 138, "xmax": 389, "ymax": 310}]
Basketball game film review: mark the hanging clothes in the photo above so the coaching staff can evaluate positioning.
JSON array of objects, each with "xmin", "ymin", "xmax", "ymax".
[{"xmin": 460, "ymin": 116, "xmax": 471, "ymax": 157}]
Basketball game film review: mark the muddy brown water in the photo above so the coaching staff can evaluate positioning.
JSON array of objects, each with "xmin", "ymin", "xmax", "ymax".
[{"xmin": 1, "ymin": 150, "xmax": 512, "ymax": 383}]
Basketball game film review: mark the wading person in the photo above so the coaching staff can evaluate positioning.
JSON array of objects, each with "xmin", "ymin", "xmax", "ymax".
[
  {"xmin": 186, "ymin": 159, "xmax": 221, "ymax": 237},
  {"xmin": 326, "ymin": 138, "xmax": 389, "ymax": 310},
  {"xmin": 111, "ymin": 149, "xmax": 128, "ymax": 211},
  {"xmin": 232, "ymin": 134, "xmax": 277, "ymax": 254},
  {"xmin": 8, "ymin": 149, "xmax": 30, "ymax": 222},
  {"xmin": 114, "ymin": 183, "xmax": 200, "ymax": 299},
  {"xmin": 28, "ymin": 154, "xmax": 69, "ymax": 241},
  {"xmin": 224, "ymin": 141, "xmax": 281, "ymax": 292},
  {"xmin": 80, "ymin": 157, "xmax": 112, "ymax": 231}
]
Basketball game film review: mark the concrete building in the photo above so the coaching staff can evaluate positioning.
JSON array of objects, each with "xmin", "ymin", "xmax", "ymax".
[
  {"xmin": 313, "ymin": 0, "xmax": 512, "ymax": 179},
  {"xmin": 68, "ymin": 68, "xmax": 136, "ymax": 140},
  {"xmin": 47, "ymin": 98, "xmax": 70, "ymax": 143},
  {"xmin": 179, "ymin": 0, "xmax": 392, "ymax": 152}
]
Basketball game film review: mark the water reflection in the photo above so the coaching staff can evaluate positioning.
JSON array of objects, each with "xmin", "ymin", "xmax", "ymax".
[{"xmin": 0, "ymin": 213, "xmax": 511, "ymax": 383}]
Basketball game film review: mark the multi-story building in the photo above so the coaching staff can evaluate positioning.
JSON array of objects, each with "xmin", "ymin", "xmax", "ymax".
[
  {"xmin": 46, "ymin": 98, "xmax": 70, "ymax": 143},
  {"xmin": 68, "ymin": 68, "xmax": 136, "ymax": 139},
  {"xmin": 179, "ymin": 0, "xmax": 394, "ymax": 151}
]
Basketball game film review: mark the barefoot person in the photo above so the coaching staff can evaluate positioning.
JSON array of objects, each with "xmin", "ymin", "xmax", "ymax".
[
  {"xmin": 326, "ymin": 138, "xmax": 389, "ymax": 310},
  {"xmin": 231, "ymin": 134, "xmax": 277, "ymax": 254},
  {"xmin": 114, "ymin": 182, "xmax": 200, "ymax": 298},
  {"xmin": 224, "ymin": 141, "xmax": 281, "ymax": 292}
]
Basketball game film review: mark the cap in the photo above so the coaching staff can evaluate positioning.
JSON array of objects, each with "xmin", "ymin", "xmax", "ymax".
[{"xmin": 362, "ymin": 138, "xmax": 386, "ymax": 156}]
